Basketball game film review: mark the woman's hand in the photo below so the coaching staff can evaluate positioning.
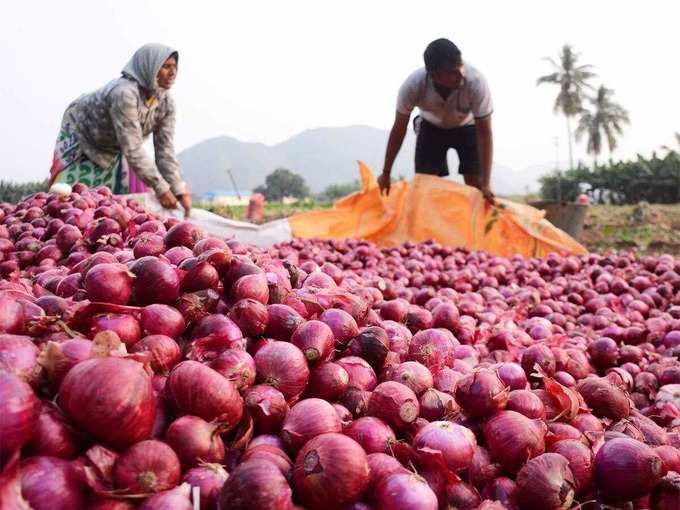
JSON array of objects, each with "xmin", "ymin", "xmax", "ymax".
[
  {"xmin": 158, "ymin": 191, "xmax": 178, "ymax": 209},
  {"xmin": 178, "ymin": 194, "xmax": 192, "ymax": 218}
]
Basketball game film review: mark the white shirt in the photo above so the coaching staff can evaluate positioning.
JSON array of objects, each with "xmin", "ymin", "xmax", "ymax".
[{"xmin": 396, "ymin": 65, "xmax": 493, "ymax": 129}]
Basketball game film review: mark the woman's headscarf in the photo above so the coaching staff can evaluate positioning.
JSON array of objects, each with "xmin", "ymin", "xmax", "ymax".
[{"xmin": 122, "ymin": 43, "xmax": 178, "ymax": 95}]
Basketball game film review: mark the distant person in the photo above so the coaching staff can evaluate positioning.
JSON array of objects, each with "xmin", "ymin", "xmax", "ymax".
[
  {"xmin": 49, "ymin": 43, "xmax": 191, "ymax": 217},
  {"xmin": 379, "ymin": 38, "xmax": 495, "ymax": 202}
]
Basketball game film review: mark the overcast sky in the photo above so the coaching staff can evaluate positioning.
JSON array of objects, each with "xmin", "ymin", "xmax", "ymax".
[{"xmin": 1, "ymin": 0, "xmax": 678, "ymax": 184}]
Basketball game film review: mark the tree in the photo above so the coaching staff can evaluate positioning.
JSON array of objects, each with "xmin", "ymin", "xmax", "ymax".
[
  {"xmin": 537, "ymin": 44, "xmax": 597, "ymax": 169},
  {"xmin": 575, "ymin": 85, "xmax": 630, "ymax": 162},
  {"xmin": 254, "ymin": 168, "xmax": 309, "ymax": 202},
  {"xmin": 0, "ymin": 180, "xmax": 47, "ymax": 203},
  {"xmin": 319, "ymin": 181, "xmax": 360, "ymax": 201}
]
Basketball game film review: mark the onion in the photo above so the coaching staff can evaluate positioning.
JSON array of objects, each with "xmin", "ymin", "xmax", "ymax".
[
  {"xmin": 219, "ymin": 459, "xmax": 293, "ymax": 510},
  {"xmin": 588, "ymin": 337, "xmax": 619, "ymax": 368},
  {"xmin": 375, "ymin": 473, "xmax": 438, "ymax": 510},
  {"xmin": 244, "ymin": 384, "xmax": 289, "ymax": 433},
  {"xmin": 419, "ymin": 388, "xmax": 458, "ymax": 421},
  {"xmin": 367, "ymin": 452, "xmax": 408, "ymax": 491},
  {"xmin": 138, "ymin": 483, "xmax": 193, "ymax": 510},
  {"xmin": 0, "ymin": 371, "xmax": 40, "ymax": 461},
  {"xmin": 656, "ymin": 445, "xmax": 680, "ymax": 473},
  {"xmin": 24, "ymin": 402, "xmax": 80, "ymax": 459},
  {"xmin": 320, "ymin": 308, "xmax": 359, "ymax": 346},
  {"xmin": 405, "ymin": 306, "xmax": 434, "ymax": 334},
  {"xmin": 341, "ymin": 388, "xmax": 372, "ymax": 418},
  {"xmin": 483, "ymin": 410, "xmax": 547, "ymax": 473},
  {"xmin": 455, "ymin": 368, "xmax": 509, "ymax": 418},
  {"xmin": 181, "ymin": 464, "xmax": 228, "ymax": 510},
  {"xmin": 334, "ymin": 403, "xmax": 353, "ymax": 428},
  {"xmin": 594, "ymin": 437, "xmax": 665, "ymax": 502},
  {"xmin": 254, "ymin": 341, "xmax": 309, "ymax": 400},
  {"xmin": 165, "ymin": 415, "xmax": 225, "ymax": 467},
  {"xmin": 133, "ymin": 233, "xmax": 165, "ymax": 258},
  {"xmin": 336, "ymin": 356, "xmax": 378, "ymax": 391},
  {"xmin": 548, "ymin": 439, "xmax": 593, "ymax": 495},
  {"xmin": 432, "ymin": 302, "xmax": 460, "ymax": 331},
  {"xmin": 521, "ymin": 344, "xmax": 556, "ymax": 378},
  {"xmin": 90, "ymin": 313, "xmax": 141, "ymax": 346},
  {"xmin": 166, "ymin": 361, "xmax": 243, "ymax": 431},
  {"xmin": 190, "ymin": 314, "xmax": 243, "ymax": 350},
  {"xmin": 265, "ymin": 304, "xmax": 305, "ymax": 342},
  {"xmin": 480, "ymin": 477, "xmax": 516, "ymax": 509},
  {"xmin": 515, "ymin": 453, "xmax": 575, "ymax": 510},
  {"xmin": 432, "ymin": 367, "xmax": 462, "ymax": 395},
  {"xmin": 414, "ymin": 421, "xmax": 476, "ymax": 472},
  {"xmin": 408, "ymin": 328, "xmax": 455, "ymax": 370},
  {"xmin": 114, "ymin": 440, "xmax": 180, "ymax": 494},
  {"xmin": 650, "ymin": 472, "xmax": 680, "ymax": 510},
  {"xmin": 306, "ymin": 362, "xmax": 349, "ymax": 401},
  {"xmin": 293, "ymin": 433, "xmax": 369, "ymax": 509},
  {"xmin": 240, "ymin": 445, "xmax": 293, "ymax": 480},
  {"xmin": 248, "ymin": 434, "xmax": 286, "ymax": 451},
  {"xmin": 164, "ymin": 222, "xmax": 204, "ymax": 249},
  {"xmin": 496, "ymin": 362, "xmax": 528, "ymax": 390},
  {"xmin": 84, "ymin": 263, "xmax": 134, "ymax": 304},
  {"xmin": 0, "ymin": 297, "xmax": 24, "ymax": 334},
  {"xmin": 368, "ymin": 381, "xmax": 419, "ymax": 430},
  {"xmin": 20, "ymin": 456, "xmax": 86, "ymax": 510},
  {"xmin": 130, "ymin": 335, "xmax": 180, "ymax": 374},
  {"xmin": 389, "ymin": 361, "xmax": 433, "ymax": 396},
  {"xmin": 0, "ymin": 334, "xmax": 40, "ymax": 386},
  {"xmin": 140, "ymin": 304, "xmax": 185, "ymax": 338},
  {"xmin": 164, "ymin": 246, "xmax": 193, "ymax": 266},
  {"xmin": 291, "ymin": 320, "xmax": 335, "ymax": 364},
  {"xmin": 209, "ymin": 349, "xmax": 256, "ymax": 391},
  {"xmin": 577, "ymin": 376, "xmax": 630, "ymax": 420},
  {"xmin": 507, "ymin": 389, "xmax": 546, "ymax": 419},
  {"xmin": 345, "ymin": 417, "xmax": 396, "ymax": 454},
  {"xmin": 281, "ymin": 398, "xmax": 342, "ymax": 453},
  {"xmin": 58, "ymin": 357, "xmax": 156, "ymax": 450},
  {"xmin": 130, "ymin": 257, "xmax": 180, "ymax": 305},
  {"xmin": 231, "ymin": 273, "xmax": 269, "ymax": 304},
  {"xmin": 571, "ymin": 412, "xmax": 604, "ymax": 434},
  {"xmin": 443, "ymin": 478, "xmax": 481, "ymax": 510},
  {"xmin": 380, "ymin": 299, "xmax": 409, "ymax": 322},
  {"xmin": 469, "ymin": 446, "xmax": 502, "ymax": 490},
  {"xmin": 179, "ymin": 259, "xmax": 220, "ymax": 292},
  {"xmin": 229, "ymin": 298, "xmax": 268, "ymax": 337},
  {"xmin": 349, "ymin": 326, "xmax": 390, "ymax": 369}
]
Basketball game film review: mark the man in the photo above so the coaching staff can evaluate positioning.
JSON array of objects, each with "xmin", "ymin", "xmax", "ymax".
[{"xmin": 378, "ymin": 38, "xmax": 495, "ymax": 202}]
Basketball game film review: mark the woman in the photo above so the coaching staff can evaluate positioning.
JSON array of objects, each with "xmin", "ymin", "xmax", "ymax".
[{"xmin": 49, "ymin": 43, "xmax": 191, "ymax": 217}]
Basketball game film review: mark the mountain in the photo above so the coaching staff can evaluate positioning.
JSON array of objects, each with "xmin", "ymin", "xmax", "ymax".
[{"xmin": 178, "ymin": 125, "xmax": 549, "ymax": 196}]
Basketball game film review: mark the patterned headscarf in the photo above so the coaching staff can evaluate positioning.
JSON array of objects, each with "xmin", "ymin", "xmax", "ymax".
[{"xmin": 122, "ymin": 43, "xmax": 178, "ymax": 95}]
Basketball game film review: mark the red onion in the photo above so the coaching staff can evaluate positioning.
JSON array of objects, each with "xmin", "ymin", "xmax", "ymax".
[
  {"xmin": 483, "ymin": 410, "xmax": 547, "ymax": 473},
  {"xmin": 380, "ymin": 299, "xmax": 409, "ymax": 322},
  {"xmin": 577, "ymin": 376, "xmax": 630, "ymax": 420},
  {"xmin": 405, "ymin": 306, "xmax": 433, "ymax": 334},
  {"xmin": 432, "ymin": 301, "xmax": 460, "ymax": 331},
  {"xmin": 166, "ymin": 361, "xmax": 243, "ymax": 430},
  {"xmin": 0, "ymin": 297, "xmax": 24, "ymax": 334},
  {"xmin": 244, "ymin": 384, "xmax": 289, "ymax": 433},
  {"xmin": 432, "ymin": 366, "xmax": 462, "ymax": 395},
  {"xmin": 320, "ymin": 308, "xmax": 359, "ymax": 346},
  {"xmin": 164, "ymin": 246, "xmax": 193, "ymax": 266},
  {"xmin": 389, "ymin": 361, "xmax": 433, "ymax": 396},
  {"xmin": 130, "ymin": 335, "xmax": 180, "ymax": 374},
  {"xmin": 334, "ymin": 403, "xmax": 353, "ymax": 428},
  {"xmin": 114, "ymin": 440, "xmax": 180, "ymax": 494},
  {"xmin": 84, "ymin": 263, "xmax": 134, "ymax": 304},
  {"xmin": 165, "ymin": 415, "xmax": 225, "ymax": 467},
  {"xmin": 130, "ymin": 257, "xmax": 180, "ymax": 305},
  {"xmin": 306, "ymin": 362, "xmax": 349, "ymax": 401},
  {"xmin": 349, "ymin": 326, "xmax": 390, "ymax": 369},
  {"xmin": 655, "ymin": 445, "xmax": 680, "ymax": 473},
  {"xmin": 229, "ymin": 298, "xmax": 268, "ymax": 337},
  {"xmin": 480, "ymin": 477, "xmax": 516, "ymax": 509},
  {"xmin": 650, "ymin": 472, "xmax": 680, "ymax": 510},
  {"xmin": 521, "ymin": 343, "xmax": 556, "ymax": 378},
  {"xmin": 254, "ymin": 341, "xmax": 309, "ymax": 400},
  {"xmin": 179, "ymin": 259, "xmax": 220, "ymax": 292},
  {"xmin": 293, "ymin": 433, "xmax": 369, "ymax": 509},
  {"xmin": 571, "ymin": 412, "xmax": 604, "ymax": 434},
  {"xmin": 0, "ymin": 371, "xmax": 40, "ymax": 461},
  {"xmin": 182, "ymin": 464, "xmax": 228, "ymax": 510},
  {"xmin": 230, "ymin": 273, "xmax": 269, "ymax": 304},
  {"xmin": 139, "ymin": 484, "xmax": 193, "ymax": 510},
  {"xmin": 546, "ymin": 422, "xmax": 582, "ymax": 446},
  {"xmin": 469, "ymin": 446, "xmax": 502, "ymax": 490},
  {"xmin": 20, "ymin": 456, "xmax": 86, "ymax": 510},
  {"xmin": 341, "ymin": 388, "xmax": 372, "ymax": 418},
  {"xmin": 507, "ymin": 389, "xmax": 546, "ymax": 419},
  {"xmin": 190, "ymin": 314, "xmax": 243, "ymax": 348},
  {"xmin": 367, "ymin": 452, "xmax": 408, "ymax": 491},
  {"xmin": 515, "ymin": 453, "xmax": 576, "ymax": 510},
  {"xmin": 495, "ymin": 362, "xmax": 528, "ymax": 390},
  {"xmin": 419, "ymin": 387, "xmax": 458, "ymax": 421},
  {"xmin": 248, "ymin": 434, "xmax": 286, "ymax": 451},
  {"xmin": 133, "ymin": 233, "xmax": 165, "ymax": 258},
  {"xmin": 40, "ymin": 339, "xmax": 92, "ymax": 389},
  {"xmin": 368, "ymin": 381, "xmax": 419, "ymax": 430},
  {"xmin": 336, "ymin": 356, "xmax": 378, "ymax": 391},
  {"xmin": 291, "ymin": 320, "xmax": 335, "ymax": 364},
  {"xmin": 140, "ymin": 304, "xmax": 185, "ymax": 338},
  {"xmin": 281, "ymin": 398, "xmax": 342, "ymax": 452},
  {"xmin": 345, "ymin": 417, "xmax": 396, "ymax": 454},
  {"xmin": 240, "ymin": 445, "xmax": 293, "ymax": 480},
  {"xmin": 594, "ymin": 437, "xmax": 665, "ymax": 502},
  {"xmin": 375, "ymin": 473, "xmax": 438, "ymax": 510},
  {"xmin": 588, "ymin": 337, "xmax": 619, "ymax": 368},
  {"xmin": 408, "ymin": 328, "xmax": 455, "ymax": 370},
  {"xmin": 220, "ymin": 459, "xmax": 293, "ymax": 510},
  {"xmin": 90, "ymin": 313, "xmax": 141, "ymax": 346},
  {"xmin": 265, "ymin": 304, "xmax": 305, "ymax": 342},
  {"xmin": 164, "ymin": 222, "xmax": 203, "ymax": 249},
  {"xmin": 0, "ymin": 334, "xmax": 40, "ymax": 386},
  {"xmin": 548, "ymin": 439, "xmax": 594, "ymax": 495},
  {"xmin": 414, "ymin": 421, "xmax": 476, "ymax": 472},
  {"xmin": 455, "ymin": 368, "xmax": 509, "ymax": 418},
  {"xmin": 209, "ymin": 349, "xmax": 256, "ymax": 391},
  {"xmin": 24, "ymin": 403, "xmax": 80, "ymax": 459}
]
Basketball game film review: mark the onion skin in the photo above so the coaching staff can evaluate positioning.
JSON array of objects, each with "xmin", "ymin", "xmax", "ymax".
[
  {"xmin": 483, "ymin": 410, "xmax": 547, "ymax": 474},
  {"xmin": 368, "ymin": 381, "xmax": 420, "ymax": 431},
  {"xmin": 182, "ymin": 464, "xmax": 228, "ymax": 510},
  {"xmin": 114, "ymin": 440, "xmax": 181, "ymax": 494},
  {"xmin": 138, "ymin": 483, "xmax": 194, "ymax": 510},
  {"xmin": 281, "ymin": 398, "xmax": 342, "ymax": 453},
  {"xmin": 228, "ymin": 298, "xmax": 268, "ymax": 337},
  {"xmin": 515, "ymin": 453, "xmax": 576, "ymax": 510},
  {"xmin": 455, "ymin": 368, "xmax": 509, "ymax": 418},
  {"xmin": 20, "ymin": 456, "xmax": 87, "ymax": 510},
  {"xmin": 418, "ymin": 388, "xmax": 458, "ymax": 421},
  {"xmin": 130, "ymin": 335, "xmax": 181, "ymax": 374},
  {"xmin": 0, "ymin": 334, "xmax": 41, "ymax": 386},
  {"xmin": 389, "ymin": 361, "xmax": 433, "ymax": 396},
  {"xmin": 577, "ymin": 376, "xmax": 630, "ymax": 421},
  {"xmin": 0, "ymin": 371, "xmax": 40, "ymax": 462},
  {"xmin": 58, "ymin": 357, "xmax": 156, "ymax": 451},
  {"xmin": 374, "ymin": 473, "xmax": 438, "ymax": 510},
  {"xmin": 413, "ymin": 421, "xmax": 477, "ymax": 472},
  {"xmin": 594, "ymin": 437, "xmax": 666, "ymax": 502},
  {"xmin": 548, "ymin": 439, "xmax": 594, "ymax": 495},
  {"xmin": 219, "ymin": 459, "xmax": 294, "ymax": 510},
  {"xmin": 140, "ymin": 304, "xmax": 185, "ymax": 338},
  {"xmin": 293, "ymin": 433, "xmax": 369, "ymax": 510},
  {"xmin": 243, "ymin": 384, "xmax": 289, "ymax": 434}
]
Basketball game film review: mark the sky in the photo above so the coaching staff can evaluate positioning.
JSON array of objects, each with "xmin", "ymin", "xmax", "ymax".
[{"xmin": 0, "ymin": 0, "xmax": 679, "ymax": 184}]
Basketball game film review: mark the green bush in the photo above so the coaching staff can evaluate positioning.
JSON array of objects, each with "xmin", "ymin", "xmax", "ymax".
[{"xmin": 0, "ymin": 180, "xmax": 48, "ymax": 204}]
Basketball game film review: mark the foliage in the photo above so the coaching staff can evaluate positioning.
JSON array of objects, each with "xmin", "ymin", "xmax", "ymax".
[
  {"xmin": 575, "ymin": 85, "xmax": 629, "ymax": 158},
  {"xmin": 539, "ymin": 151, "xmax": 680, "ymax": 204},
  {"xmin": 317, "ymin": 181, "xmax": 361, "ymax": 201},
  {"xmin": 253, "ymin": 168, "xmax": 310, "ymax": 202},
  {"xmin": 0, "ymin": 180, "xmax": 48, "ymax": 203}
]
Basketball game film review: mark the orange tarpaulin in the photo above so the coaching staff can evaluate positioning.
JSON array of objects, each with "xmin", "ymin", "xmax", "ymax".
[{"xmin": 289, "ymin": 162, "xmax": 587, "ymax": 257}]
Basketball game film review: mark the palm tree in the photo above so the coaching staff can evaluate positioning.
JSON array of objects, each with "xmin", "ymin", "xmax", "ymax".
[
  {"xmin": 537, "ymin": 44, "xmax": 597, "ymax": 169},
  {"xmin": 575, "ymin": 85, "xmax": 630, "ymax": 163}
]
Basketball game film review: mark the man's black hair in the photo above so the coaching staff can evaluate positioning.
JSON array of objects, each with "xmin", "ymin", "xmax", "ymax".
[{"xmin": 423, "ymin": 38, "xmax": 462, "ymax": 72}]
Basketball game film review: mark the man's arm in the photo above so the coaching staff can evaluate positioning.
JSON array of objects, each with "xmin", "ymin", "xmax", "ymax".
[
  {"xmin": 475, "ymin": 114, "xmax": 494, "ymax": 200},
  {"xmin": 379, "ymin": 111, "xmax": 410, "ymax": 195}
]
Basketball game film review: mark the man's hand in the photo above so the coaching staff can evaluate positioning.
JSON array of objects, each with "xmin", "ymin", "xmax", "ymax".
[
  {"xmin": 158, "ymin": 190, "xmax": 178, "ymax": 209},
  {"xmin": 481, "ymin": 186, "xmax": 495, "ymax": 204},
  {"xmin": 178, "ymin": 194, "xmax": 192, "ymax": 218},
  {"xmin": 378, "ymin": 172, "xmax": 391, "ymax": 196}
]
